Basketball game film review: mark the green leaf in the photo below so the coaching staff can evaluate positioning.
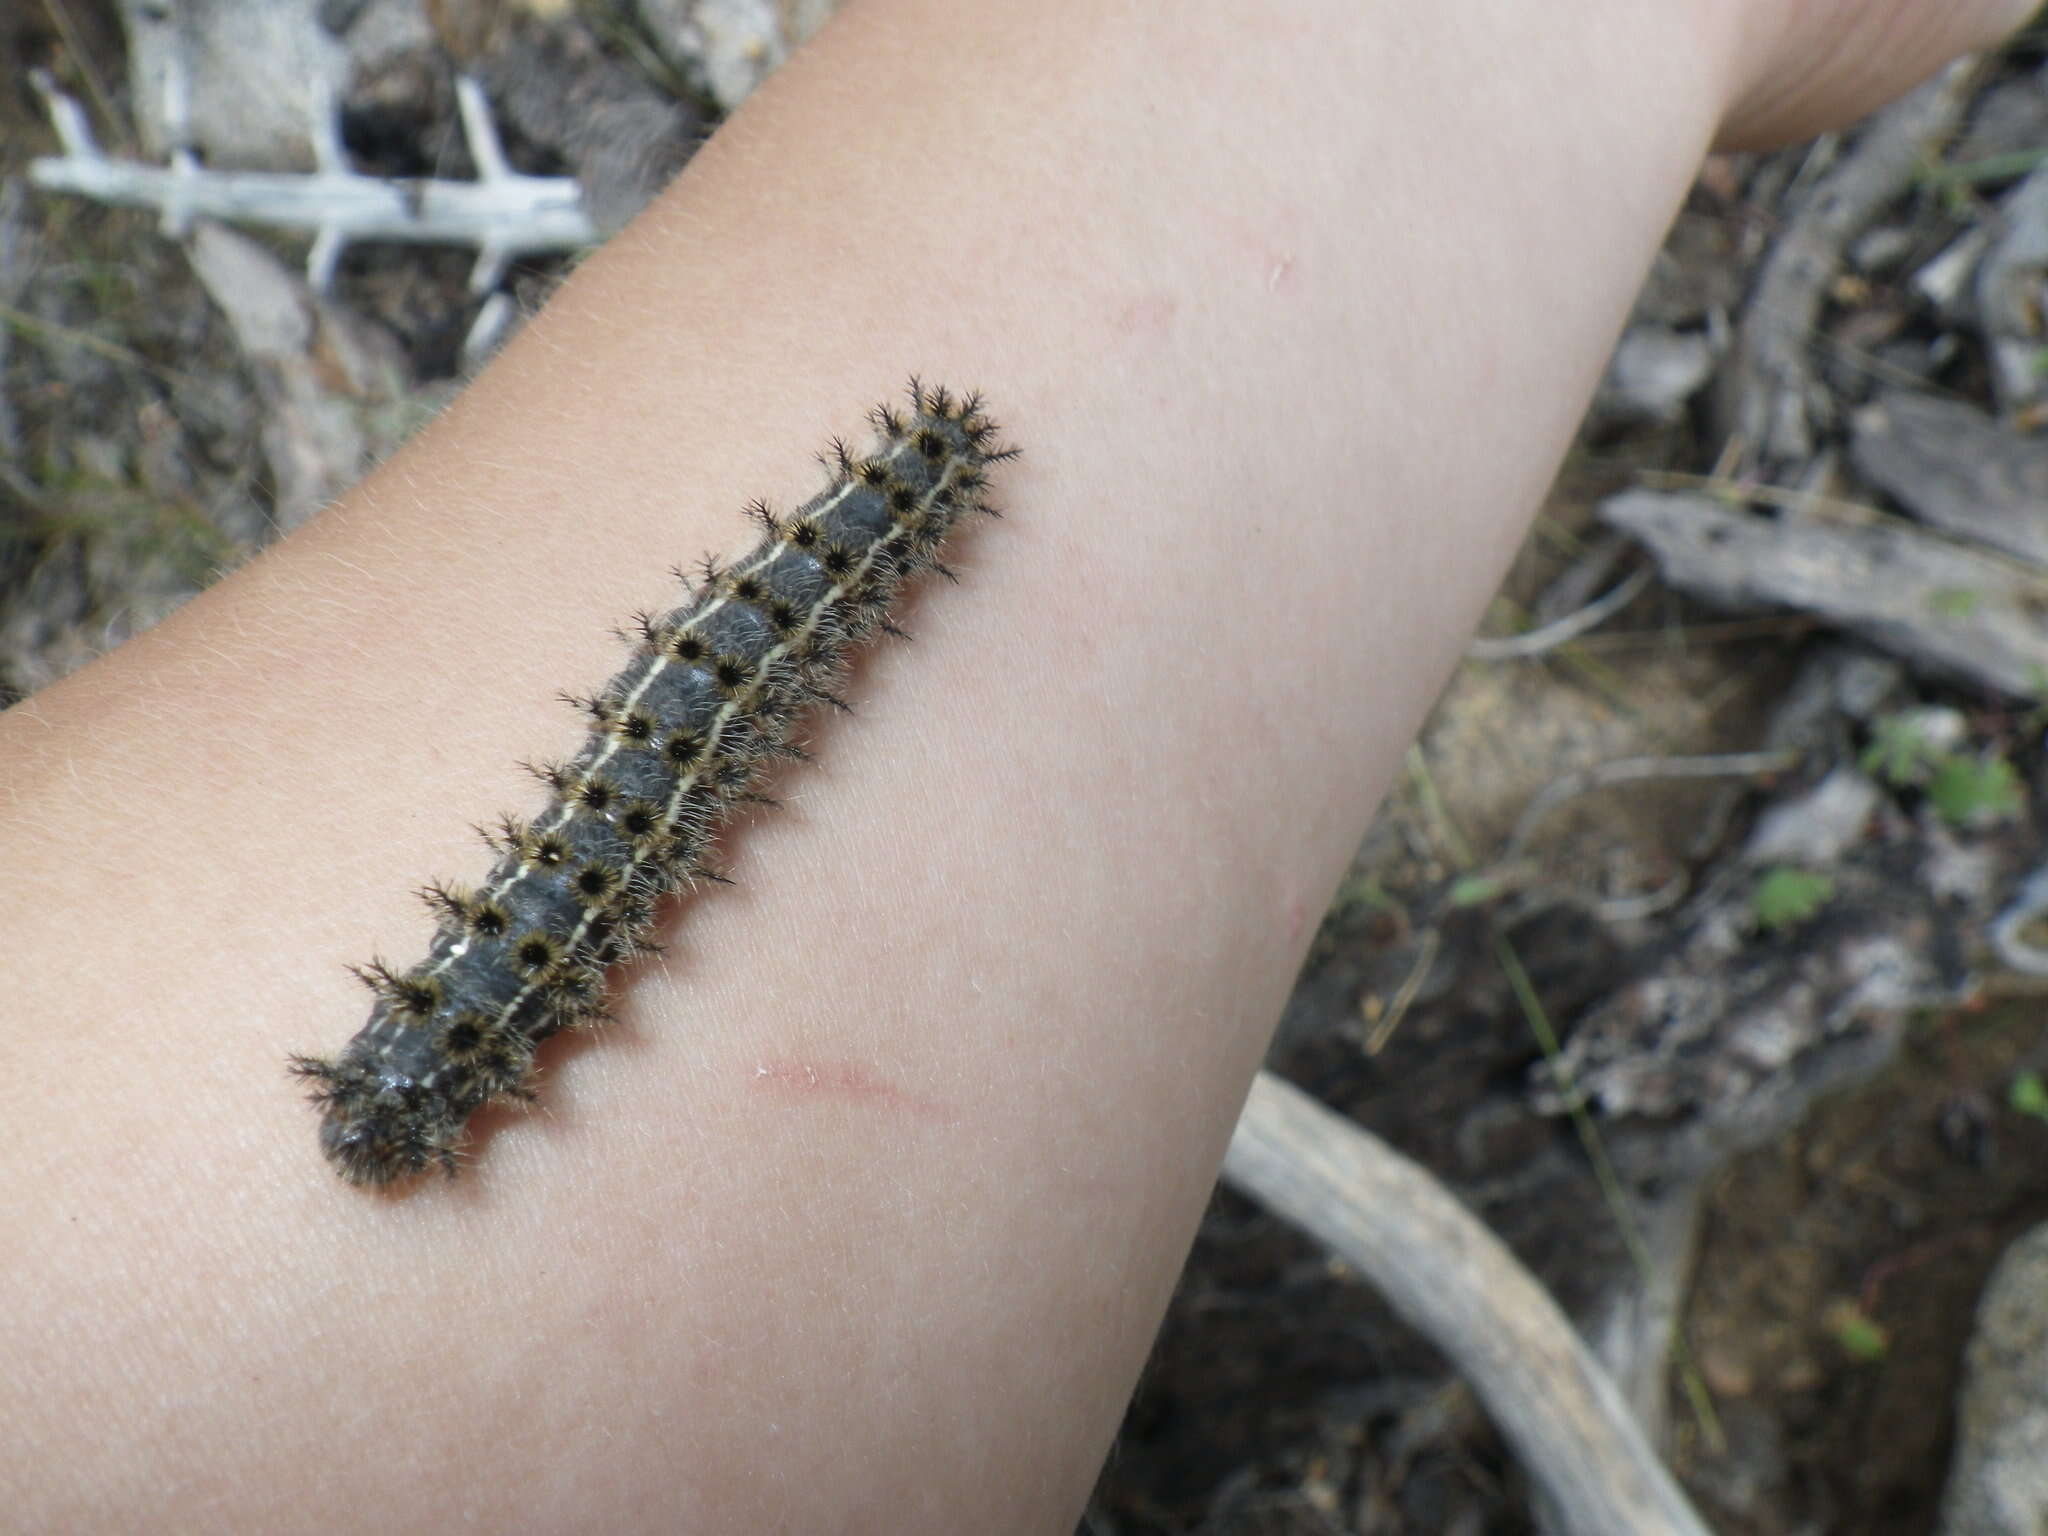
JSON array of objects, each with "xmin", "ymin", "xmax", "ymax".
[
  {"xmin": 1926, "ymin": 753, "xmax": 2024, "ymax": 828},
  {"xmin": 1448, "ymin": 872, "xmax": 1506, "ymax": 908},
  {"xmin": 1824, "ymin": 1300, "xmax": 1889, "ymax": 1363},
  {"xmin": 2010, "ymin": 1070, "xmax": 2048, "ymax": 1123},
  {"xmin": 1752, "ymin": 867, "xmax": 1834, "ymax": 933},
  {"xmin": 1860, "ymin": 712, "xmax": 1941, "ymax": 787}
]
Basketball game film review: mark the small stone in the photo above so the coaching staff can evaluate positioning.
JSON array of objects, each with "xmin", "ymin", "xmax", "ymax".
[
  {"xmin": 1776, "ymin": 1355, "xmax": 1824, "ymax": 1394},
  {"xmin": 1938, "ymin": 1223, "xmax": 2048, "ymax": 1534},
  {"xmin": 1699, "ymin": 1343, "xmax": 1755, "ymax": 1398}
]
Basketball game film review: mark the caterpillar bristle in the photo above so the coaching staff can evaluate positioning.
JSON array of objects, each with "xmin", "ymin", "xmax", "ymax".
[
  {"xmin": 346, "ymin": 958, "xmax": 403, "ymax": 997},
  {"xmin": 417, "ymin": 879, "xmax": 471, "ymax": 922}
]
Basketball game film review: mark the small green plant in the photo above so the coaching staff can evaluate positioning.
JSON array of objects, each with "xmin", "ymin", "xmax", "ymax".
[
  {"xmin": 1448, "ymin": 871, "xmax": 1508, "ymax": 908},
  {"xmin": 1329, "ymin": 871, "xmax": 1401, "ymax": 923},
  {"xmin": 1926, "ymin": 753, "xmax": 2024, "ymax": 829},
  {"xmin": 1823, "ymin": 1299, "xmax": 1889, "ymax": 1363},
  {"xmin": 1752, "ymin": 867, "xmax": 1834, "ymax": 933},
  {"xmin": 2009, "ymin": 1070, "xmax": 2048, "ymax": 1123},
  {"xmin": 1861, "ymin": 710, "xmax": 2027, "ymax": 829},
  {"xmin": 1861, "ymin": 710, "xmax": 1950, "ymax": 787}
]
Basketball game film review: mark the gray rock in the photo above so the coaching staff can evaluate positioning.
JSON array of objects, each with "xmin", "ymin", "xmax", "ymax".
[
  {"xmin": 1851, "ymin": 390, "xmax": 2048, "ymax": 568},
  {"xmin": 1592, "ymin": 325, "xmax": 1718, "ymax": 428},
  {"xmin": 119, "ymin": 0, "xmax": 352, "ymax": 167},
  {"xmin": 1939, "ymin": 1223, "xmax": 2048, "ymax": 1535}
]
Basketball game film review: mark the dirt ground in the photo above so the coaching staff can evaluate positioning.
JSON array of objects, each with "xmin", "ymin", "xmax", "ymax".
[{"xmin": 10, "ymin": 6, "xmax": 2048, "ymax": 1534}]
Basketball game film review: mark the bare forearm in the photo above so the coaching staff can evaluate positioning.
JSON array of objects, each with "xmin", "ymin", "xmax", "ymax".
[{"xmin": 0, "ymin": 0, "xmax": 1984, "ymax": 1529}]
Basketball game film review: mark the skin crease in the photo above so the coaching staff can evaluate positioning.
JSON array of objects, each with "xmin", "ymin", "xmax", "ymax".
[
  {"xmin": 0, "ymin": 0, "xmax": 2029, "ymax": 1531},
  {"xmin": 1719, "ymin": 0, "xmax": 2037, "ymax": 148}
]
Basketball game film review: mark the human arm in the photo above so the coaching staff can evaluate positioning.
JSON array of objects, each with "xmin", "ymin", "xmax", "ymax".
[{"xmin": 0, "ymin": 0, "xmax": 2026, "ymax": 1529}]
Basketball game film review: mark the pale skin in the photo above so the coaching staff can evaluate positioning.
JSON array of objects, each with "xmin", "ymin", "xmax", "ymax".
[{"xmin": 0, "ymin": 0, "xmax": 2029, "ymax": 1529}]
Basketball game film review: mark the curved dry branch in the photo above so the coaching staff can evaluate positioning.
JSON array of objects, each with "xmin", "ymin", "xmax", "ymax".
[
  {"xmin": 1717, "ymin": 57, "xmax": 1978, "ymax": 468},
  {"xmin": 1223, "ymin": 1071, "xmax": 1711, "ymax": 1536},
  {"xmin": 1468, "ymin": 567, "xmax": 1654, "ymax": 661}
]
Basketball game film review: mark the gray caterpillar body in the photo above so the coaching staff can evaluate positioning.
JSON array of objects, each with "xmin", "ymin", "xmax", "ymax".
[{"xmin": 291, "ymin": 383, "xmax": 1012, "ymax": 1186}]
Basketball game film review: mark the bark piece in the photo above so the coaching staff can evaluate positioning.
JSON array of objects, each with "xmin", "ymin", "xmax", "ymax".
[
  {"xmin": 1852, "ymin": 389, "xmax": 2048, "ymax": 566},
  {"xmin": 1603, "ymin": 488, "xmax": 2048, "ymax": 698},
  {"xmin": 1717, "ymin": 59, "xmax": 1978, "ymax": 466},
  {"xmin": 1977, "ymin": 164, "xmax": 2048, "ymax": 412}
]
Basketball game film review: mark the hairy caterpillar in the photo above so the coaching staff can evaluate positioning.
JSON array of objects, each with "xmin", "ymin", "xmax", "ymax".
[{"xmin": 290, "ymin": 382, "xmax": 1013, "ymax": 1186}]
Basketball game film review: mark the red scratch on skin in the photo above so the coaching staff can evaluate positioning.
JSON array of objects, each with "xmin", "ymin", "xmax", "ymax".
[
  {"xmin": 751, "ymin": 1058, "xmax": 951, "ymax": 1121},
  {"xmin": 1213, "ymin": 210, "xmax": 1302, "ymax": 296},
  {"xmin": 1111, "ymin": 293, "xmax": 1179, "ymax": 342},
  {"xmin": 1284, "ymin": 892, "xmax": 1310, "ymax": 948}
]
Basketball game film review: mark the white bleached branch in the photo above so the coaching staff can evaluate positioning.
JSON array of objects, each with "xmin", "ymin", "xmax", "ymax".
[{"xmin": 28, "ymin": 70, "xmax": 596, "ymax": 296}]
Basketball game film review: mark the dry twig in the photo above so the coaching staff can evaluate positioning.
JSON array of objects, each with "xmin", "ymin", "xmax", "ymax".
[
  {"xmin": 1717, "ymin": 58, "xmax": 1978, "ymax": 466},
  {"xmin": 1468, "ymin": 568, "xmax": 1654, "ymax": 661},
  {"xmin": 28, "ymin": 70, "xmax": 595, "ymax": 295},
  {"xmin": 1223, "ymin": 1071, "xmax": 1711, "ymax": 1536},
  {"xmin": 1507, "ymin": 747, "xmax": 1802, "ymax": 859}
]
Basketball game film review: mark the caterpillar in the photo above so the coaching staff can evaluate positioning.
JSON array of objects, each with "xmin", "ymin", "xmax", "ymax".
[{"xmin": 290, "ymin": 382, "xmax": 1014, "ymax": 1186}]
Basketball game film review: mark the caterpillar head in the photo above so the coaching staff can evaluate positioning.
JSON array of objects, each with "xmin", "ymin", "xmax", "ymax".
[{"xmin": 289, "ymin": 1056, "xmax": 459, "ymax": 1186}]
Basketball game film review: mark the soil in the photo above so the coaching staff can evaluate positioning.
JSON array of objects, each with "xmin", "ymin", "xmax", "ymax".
[{"xmin": 1678, "ymin": 1002, "xmax": 2048, "ymax": 1534}]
